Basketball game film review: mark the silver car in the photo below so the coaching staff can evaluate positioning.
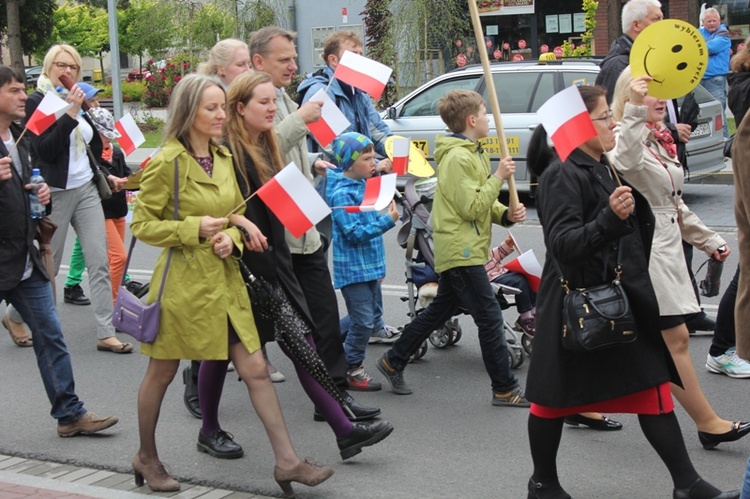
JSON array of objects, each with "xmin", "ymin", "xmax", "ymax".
[{"xmin": 383, "ymin": 60, "xmax": 726, "ymax": 192}]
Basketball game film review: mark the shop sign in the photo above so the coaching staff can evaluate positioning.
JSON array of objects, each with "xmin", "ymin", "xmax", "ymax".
[
  {"xmin": 456, "ymin": 53, "xmax": 467, "ymax": 67},
  {"xmin": 478, "ymin": 0, "xmax": 534, "ymax": 16},
  {"xmin": 512, "ymin": 54, "xmax": 524, "ymax": 61},
  {"xmin": 546, "ymin": 15, "xmax": 558, "ymax": 33},
  {"xmin": 494, "ymin": 49, "xmax": 502, "ymax": 59},
  {"xmin": 553, "ymin": 46, "xmax": 563, "ymax": 58},
  {"xmin": 540, "ymin": 44, "xmax": 549, "ymax": 53},
  {"xmin": 518, "ymin": 39, "xmax": 527, "ymax": 49}
]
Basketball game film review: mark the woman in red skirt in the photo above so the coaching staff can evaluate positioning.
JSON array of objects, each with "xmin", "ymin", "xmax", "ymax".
[{"xmin": 524, "ymin": 85, "xmax": 738, "ymax": 499}]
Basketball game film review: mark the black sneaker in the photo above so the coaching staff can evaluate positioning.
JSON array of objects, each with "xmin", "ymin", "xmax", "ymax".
[
  {"xmin": 337, "ymin": 420, "xmax": 394, "ymax": 460},
  {"xmin": 314, "ymin": 393, "xmax": 381, "ymax": 422},
  {"xmin": 196, "ymin": 429, "xmax": 244, "ymax": 459},
  {"xmin": 63, "ymin": 284, "xmax": 91, "ymax": 305},
  {"xmin": 685, "ymin": 312, "xmax": 716, "ymax": 334},
  {"xmin": 376, "ymin": 354, "xmax": 412, "ymax": 395}
]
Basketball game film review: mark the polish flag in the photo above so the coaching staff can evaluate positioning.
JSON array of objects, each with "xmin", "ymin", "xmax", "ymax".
[
  {"xmin": 537, "ymin": 85, "xmax": 598, "ymax": 162},
  {"xmin": 256, "ymin": 162, "xmax": 332, "ymax": 238},
  {"xmin": 306, "ymin": 89, "xmax": 350, "ymax": 147},
  {"xmin": 114, "ymin": 113, "xmax": 146, "ymax": 156},
  {"xmin": 139, "ymin": 147, "xmax": 161, "ymax": 169},
  {"xmin": 333, "ymin": 51, "xmax": 392, "ymax": 100},
  {"xmin": 25, "ymin": 93, "xmax": 73, "ymax": 136},
  {"xmin": 342, "ymin": 173, "xmax": 397, "ymax": 213},
  {"xmin": 391, "ymin": 137, "xmax": 410, "ymax": 175},
  {"xmin": 504, "ymin": 249, "xmax": 543, "ymax": 292}
]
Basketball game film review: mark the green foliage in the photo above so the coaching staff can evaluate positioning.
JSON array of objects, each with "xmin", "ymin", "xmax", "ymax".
[
  {"xmin": 143, "ymin": 59, "xmax": 190, "ymax": 108},
  {"xmin": 44, "ymin": 2, "xmax": 109, "ymax": 59},
  {"xmin": 138, "ymin": 111, "xmax": 164, "ymax": 133},
  {"xmin": 237, "ymin": 0, "xmax": 277, "ymax": 38},
  {"xmin": 361, "ymin": 0, "xmax": 396, "ymax": 108},
  {"xmin": 191, "ymin": 2, "xmax": 237, "ymax": 51},
  {"xmin": 119, "ymin": 0, "xmax": 174, "ymax": 60},
  {"xmin": 562, "ymin": 0, "xmax": 598, "ymax": 57},
  {"xmin": 0, "ymin": 0, "xmax": 56, "ymax": 58}
]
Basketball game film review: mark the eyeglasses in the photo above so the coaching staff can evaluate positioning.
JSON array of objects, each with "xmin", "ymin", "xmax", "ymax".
[
  {"xmin": 53, "ymin": 61, "xmax": 80, "ymax": 72},
  {"xmin": 592, "ymin": 110, "xmax": 615, "ymax": 126}
]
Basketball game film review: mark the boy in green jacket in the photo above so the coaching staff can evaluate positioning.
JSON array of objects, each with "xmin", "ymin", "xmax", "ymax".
[{"xmin": 378, "ymin": 89, "xmax": 529, "ymax": 406}]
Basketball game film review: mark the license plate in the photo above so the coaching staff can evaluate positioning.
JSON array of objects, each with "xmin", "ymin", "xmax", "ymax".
[
  {"xmin": 690, "ymin": 122, "xmax": 710, "ymax": 138},
  {"xmin": 478, "ymin": 136, "xmax": 520, "ymax": 156}
]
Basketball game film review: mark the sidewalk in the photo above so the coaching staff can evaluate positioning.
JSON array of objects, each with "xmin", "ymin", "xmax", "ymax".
[{"xmin": 0, "ymin": 454, "xmax": 270, "ymax": 499}]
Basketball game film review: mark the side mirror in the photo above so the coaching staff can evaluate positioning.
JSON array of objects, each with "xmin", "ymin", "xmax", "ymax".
[{"xmin": 387, "ymin": 107, "xmax": 398, "ymax": 120}]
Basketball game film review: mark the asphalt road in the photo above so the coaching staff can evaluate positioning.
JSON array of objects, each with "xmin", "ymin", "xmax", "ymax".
[{"xmin": 1, "ymin": 183, "xmax": 748, "ymax": 498}]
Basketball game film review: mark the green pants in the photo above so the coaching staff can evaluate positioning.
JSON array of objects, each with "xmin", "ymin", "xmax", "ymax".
[{"xmin": 65, "ymin": 236, "xmax": 130, "ymax": 288}]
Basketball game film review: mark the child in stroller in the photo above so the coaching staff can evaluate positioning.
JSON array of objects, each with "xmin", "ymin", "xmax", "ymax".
[{"xmin": 396, "ymin": 177, "xmax": 526, "ymax": 368}]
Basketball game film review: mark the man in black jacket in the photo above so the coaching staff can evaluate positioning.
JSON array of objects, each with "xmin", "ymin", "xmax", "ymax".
[{"xmin": 0, "ymin": 66, "xmax": 118, "ymax": 437}]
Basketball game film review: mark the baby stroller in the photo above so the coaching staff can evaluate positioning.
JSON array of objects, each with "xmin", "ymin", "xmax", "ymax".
[{"xmin": 395, "ymin": 177, "xmax": 526, "ymax": 368}]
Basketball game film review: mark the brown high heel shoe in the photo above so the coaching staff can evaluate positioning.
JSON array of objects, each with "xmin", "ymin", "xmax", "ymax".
[
  {"xmin": 273, "ymin": 458, "xmax": 334, "ymax": 498},
  {"xmin": 132, "ymin": 454, "xmax": 180, "ymax": 492}
]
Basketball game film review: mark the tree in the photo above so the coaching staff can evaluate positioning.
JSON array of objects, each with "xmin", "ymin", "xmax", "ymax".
[
  {"xmin": 191, "ymin": 1, "xmax": 236, "ymax": 51},
  {"xmin": 0, "ymin": 0, "xmax": 56, "ymax": 66},
  {"xmin": 119, "ymin": 0, "xmax": 175, "ymax": 68},
  {"xmin": 361, "ymin": 0, "xmax": 396, "ymax": 107},
  {"xmin": 5, "ymin": 0, "xmax": 22, "ymax": 72}
]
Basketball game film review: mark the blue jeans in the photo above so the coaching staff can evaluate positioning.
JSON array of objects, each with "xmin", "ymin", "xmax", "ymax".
[
  {"xmin": 701, "ymin": 75, "xmax": 729, "ymax": 138},
  {"xmin": 1, "ymin": 269, "xmax": 86, "ymax": 425},
  {"xmin": 742, "ymin": 453, "xmax": 750, "ymax": 499},
  {"xmin": 386, "ymin": 265, "xmax": 519, "ymax": 393},
  {"xmin": 492, "ymin": 271, "xmax": 536, "ymax": 313},
  {"xmin": 340, "ymin": 280, "xmax": 385, "ymax": 366}
]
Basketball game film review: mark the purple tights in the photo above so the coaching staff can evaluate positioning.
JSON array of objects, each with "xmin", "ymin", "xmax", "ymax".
[{"xmin": 198, "ymin": 333, "xmax": 352, "ymax": 439}]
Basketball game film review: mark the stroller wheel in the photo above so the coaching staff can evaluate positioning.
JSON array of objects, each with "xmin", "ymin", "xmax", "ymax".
[
  {"xmin": 508, "ymin": 343, "xmax": 524, "ymax": 369},
  {"xmin": 429, "ymin": 323, "xmax": 452, "ymax": 348},
  {"xmin": 522, "ymin": 334, "xmax": 533, "ymax": 356},
  {"xmin": 408, "ymin": 340, "xmax": 429, "ymax": 363},
  {"xmin": 447, "ymin": 319, "xmax": 462, "ymax": 345}
]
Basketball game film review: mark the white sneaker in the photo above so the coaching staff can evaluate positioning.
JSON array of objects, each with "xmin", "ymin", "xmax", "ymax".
[
  {"xmin": 369, "ymin": 325, "xmax": 402, "ymax": 344},
  {"xmin": 706, "ymin": 348, "xmax": 750, "ymax": 378}
]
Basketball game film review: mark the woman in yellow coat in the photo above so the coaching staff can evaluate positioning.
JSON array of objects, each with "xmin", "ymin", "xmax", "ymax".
[{"xmin": 130, "ymin": 74, "xmax": 334, "ymax": 495}]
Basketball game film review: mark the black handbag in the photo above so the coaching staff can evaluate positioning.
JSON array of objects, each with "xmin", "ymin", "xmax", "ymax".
[
  {"xmin": 85, "ymin": 142, "xmax": 112, "ymax": 200},
  {"xmin": 557, "ymin": 245, "xmax": 638, "ymax": 352}
]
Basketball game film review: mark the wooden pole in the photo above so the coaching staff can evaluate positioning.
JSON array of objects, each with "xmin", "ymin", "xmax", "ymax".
[{"xmin": 467, "ymin": 0, "xmax": 519, "ymax": 212}]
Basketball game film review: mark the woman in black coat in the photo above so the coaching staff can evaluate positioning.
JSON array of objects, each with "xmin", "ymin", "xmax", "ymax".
[
  {"xmin": 194, "ymin": 71, "xmax": 392, "ymax": 464},
  {"xmin": 525, "ymin": 85, "xmax": 737, "ymax": 499}
]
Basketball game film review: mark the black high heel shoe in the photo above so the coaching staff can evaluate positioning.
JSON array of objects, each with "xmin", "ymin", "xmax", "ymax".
[
  {"xmin": 527, "ymin": 477, "xmax": 571, "ymax": 499},
  {"xmin": 697, "ymin": 421, "xmax": 750, "ymax": 449},
  {"xmin": 673, "ymin": 478, "xmax": 739, "ymax": 498}
]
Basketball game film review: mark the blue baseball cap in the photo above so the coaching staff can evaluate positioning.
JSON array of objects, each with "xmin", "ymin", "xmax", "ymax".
[
  {"xmin": 331, "ymin": 132, "xmax": 373, "ymax": 171},
  {"xmin": 78, "ymin": 82, "xmax": 102, "ymax": 101}
]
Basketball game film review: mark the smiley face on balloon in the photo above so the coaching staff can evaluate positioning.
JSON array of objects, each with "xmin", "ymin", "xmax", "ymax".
[{"xmin": 630, "ymin": 19, "xmax": 708, "ymax": 100}]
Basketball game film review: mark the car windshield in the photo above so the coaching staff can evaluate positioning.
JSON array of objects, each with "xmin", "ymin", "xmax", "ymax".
[{"xmin": 401, "ymin": 76, "xmax": 481, "ymax": 117}]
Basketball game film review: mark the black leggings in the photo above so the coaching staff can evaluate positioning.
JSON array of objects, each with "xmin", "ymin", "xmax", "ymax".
[
  {"xmin": 710, "ymin": 265, "xmax": 739, "ymax": 357},
  {"xmin": 528, "ymin": 412, "xmax": 700, "ymax": 490}
]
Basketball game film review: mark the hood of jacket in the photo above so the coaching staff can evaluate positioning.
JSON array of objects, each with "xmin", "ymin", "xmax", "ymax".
[
  {"xmin": 600, "ymin": 35, "xmax": 632, "ymax": 68},
  {"xmin": 434, "ymin": 134, "xmax": 480, "ymax": 165}
]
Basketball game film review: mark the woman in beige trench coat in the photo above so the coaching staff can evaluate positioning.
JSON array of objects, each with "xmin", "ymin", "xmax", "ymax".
[
  {"xmin": 130, "ymin": 74, "xmax": 334, "ymax": 496},
  {"xmin": 609, "ymin": 67, "xmax": 749, "ymax": 451}
]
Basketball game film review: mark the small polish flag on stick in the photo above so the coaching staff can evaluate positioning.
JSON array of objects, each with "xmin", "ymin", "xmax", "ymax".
[
  {"xmin": 333, "ymin": 51, "xmax": 392, "ymax": 100},
  {"xmin": 504, "ymin": 249, "xmax": 543, "ymax": 292},
  {"xmin": 537, "ymin": 85, "xmax": 598, "ymax": 162},
  {"xmin": 114, "ymin": 113, "xmax": 146, "ymax": 156},
  {"xmin": 25, "ymin": 92, "xmax": 73, "ymax": 136},
  {"xmin": 391, "ymin": 138, "xmax": 410, "ymax": 175},
  {"xmin": 340, "ymin": 173, "xmax": 397, "ymax": 213},
  {"xmin": 306, "ymin": 89, "xmax": 350, "ymax": 147},
  {"xmin": 139, "ymin": 147, "xmax": 161, "ymax": 169},
  {"xmin": 256, "ymin": 162, "xmax": 332, "ymax": 238}
]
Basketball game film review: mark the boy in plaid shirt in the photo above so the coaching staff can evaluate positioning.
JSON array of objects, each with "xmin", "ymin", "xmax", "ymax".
[{"xmin": 328, "ymin": 132, "xmax": 399, "ymax": 391}]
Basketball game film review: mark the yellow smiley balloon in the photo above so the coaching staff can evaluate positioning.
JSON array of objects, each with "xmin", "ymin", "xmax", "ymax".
[{"xmin": 630, "ymin": 19, "xmax": 708, "ymax": 100}]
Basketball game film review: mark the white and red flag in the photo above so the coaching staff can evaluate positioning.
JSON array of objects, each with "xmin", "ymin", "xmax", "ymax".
[
  {"xmin": 341, "ymin": 173, "xmax": 397, "ymax": 213},
  {"xmin": 114, "ymin": 113, "xmax": 146, "ymax": 156},
  {"xmin": 333, "ymin": 51, "xmax": 392, "ymax": 100},
  {"xmin": 391, "ymin": 137, "xmax": 410, "ymax": 175},
  {"xmin": 306, "ymin": 89, "xmax": 350, "ymax": 147},
  {"xmin": 504, "ymin": 249, "xmax": 543, "ymax": 292},
  {"xmin": 25, "ymin": 92, "xmax": 73, "ymax": 136},
  {"xmin": 139, "ymin": 147, "xmax": 161, "ymax": 169},
  {"xmin": 256, "ymin": 162, "xmax": 332, "ymax": 238},
  {"xmin": 537, "ymin": 85, "xmax": 598, "ymax": 162}
]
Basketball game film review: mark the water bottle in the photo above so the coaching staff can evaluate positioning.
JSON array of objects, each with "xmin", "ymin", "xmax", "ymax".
[{"xmin": 29, "ymin": 168, "xmax": 45, "ymax": 219}]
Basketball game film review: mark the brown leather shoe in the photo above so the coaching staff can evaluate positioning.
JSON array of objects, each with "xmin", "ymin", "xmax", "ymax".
[
  {"xmin": 2, "ymin": 314, "xmax": 32, "ymax": 347},
  {"xmin": 58, "ymin": 411, "xmax": 118, "ymax": 437}
]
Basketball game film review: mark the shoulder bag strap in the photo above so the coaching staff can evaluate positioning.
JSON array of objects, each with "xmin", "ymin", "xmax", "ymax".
[
  {"xmin": 121, "ymin": 158, "xmax": 179, "ymax": 296},
  {"xmin": 555, "ymin": 243, "xmax": 623, "ymax": 291}
]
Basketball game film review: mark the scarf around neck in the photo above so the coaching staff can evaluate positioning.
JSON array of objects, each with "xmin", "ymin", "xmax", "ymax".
[
  {"xmin": 646, "ymin": 122, "xmax": 677, "ymax": 159},
  {"xmin": 37, "ymin": 74, "xmax": 86, "ymax": 159}
]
